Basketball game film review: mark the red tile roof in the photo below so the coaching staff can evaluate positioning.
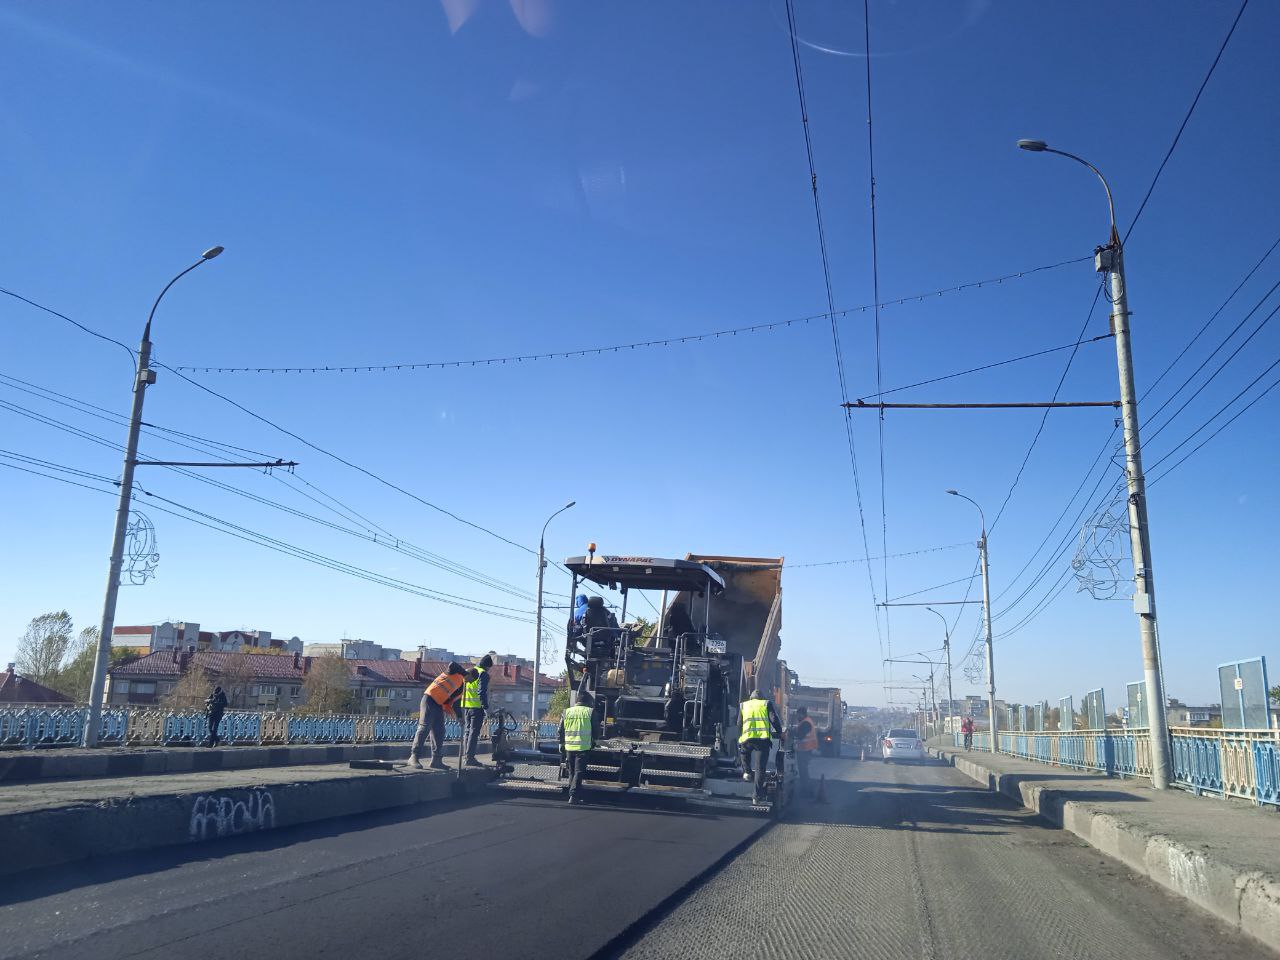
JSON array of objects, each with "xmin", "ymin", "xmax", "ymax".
[{"xmin": 0, "ymin": 668, "xmax": 74, "ymax": 704}]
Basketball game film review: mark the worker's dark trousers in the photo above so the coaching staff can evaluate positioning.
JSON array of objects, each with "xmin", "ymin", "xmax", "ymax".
[
  {"xmin": 796, "ymin": 749, "xmax": 813, "ymax": 793},
  {"xmin": 464, "ymin": 708, "xmax": 486, "ymax": 761},
  {"xmin": 206, "ymin": 712, "xmax": 224, "ymax": 747},
  {"xmin": 740, "ymin": 739, "xmax": 772, "ymax": 796},
  {"xmin": 565, "ymin": 751, "xmax": 587, "ymax": 799},
  {"xmin": 410, "ymin": 696, "xmax": 446, "ymax": 762}
]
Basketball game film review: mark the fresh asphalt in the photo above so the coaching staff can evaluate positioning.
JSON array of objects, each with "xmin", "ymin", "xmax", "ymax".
[{"xmin": 0, "ymin": 754, "xmax": 1264, "ymax": 960}]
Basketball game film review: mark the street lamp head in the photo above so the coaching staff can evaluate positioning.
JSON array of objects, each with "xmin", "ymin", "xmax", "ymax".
[
  {"xmin": 1017, "ymin": 139, "xmax": 1048, "ymax": 152},
  {"xmin": 564, "ymin": 501, "xmax": 576, "ymax": 509},
  {"xmin": 201, "ymin": 246, "xmax": 225, "ymax": 260},
  {"xmin": 945, "ymin": 489, "xmax": 959, "ymax": 496}
]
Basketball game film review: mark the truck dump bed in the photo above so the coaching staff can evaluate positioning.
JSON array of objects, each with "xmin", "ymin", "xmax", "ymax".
[{"xmin": 677, "ymin": 555, "xmax": 783, "ymax": 692}]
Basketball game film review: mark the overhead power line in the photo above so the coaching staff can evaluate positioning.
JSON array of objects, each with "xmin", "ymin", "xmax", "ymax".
[
  {"xmin": 151, "ymin": 257, "xmax": 1092, "ymax": 375},
  {"xmin": 0, "ymin": 453, "xmax": 536, "ymax": 623},
  {"xmin": 789, "ymin": 542, "xmax": 969, "ymax": 569},
  {"xmin": 0, "ymin": 286, "xmax": 136, "ymax": 371},
  {"xmin": 784, "ymin": 0, "xmax": 886, "ymax": 676},
  {"xmin": 861, "ymin": 0, "xmax": 893, "ymax": 667},
  {"xmin": 1123, "ymin": 0, "xmax": 1252, "ymax": 243}
]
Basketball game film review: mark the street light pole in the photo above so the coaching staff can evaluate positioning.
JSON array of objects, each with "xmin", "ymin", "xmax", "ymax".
[
  {"xmin": 927, "ymin": 606, "xmax": 954, "ymax": 735},
  {"xmin": 84, "ymin": 247, "xmax": 224, "ymax": 747},
  {"xmin": 946, "ymin": 489, "xmax": 996, "ymax": 753},
  {"xmin": 532, "ymin": 501, "xmax": 575, "ymax": 729},
  {"xmin": 1017, "ymin": 139, "xmax": 1172, "ymax": 789}
]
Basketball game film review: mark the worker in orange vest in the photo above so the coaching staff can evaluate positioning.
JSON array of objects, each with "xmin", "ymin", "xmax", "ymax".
[
  {"xmin": 793, "ymin": 706, "xmax": 819, "ymax": 797},
  {"xmin": 408, "ymin": 662, "xmax": 466, "ymax": 769}
]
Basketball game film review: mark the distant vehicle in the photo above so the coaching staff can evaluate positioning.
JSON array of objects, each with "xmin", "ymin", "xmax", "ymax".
[
  {"xmin": 882, "ymin": 728, "xmax": 925, "ymax": 763},
  {"xmin": 789, "ymin": 685, "xmax": 843, "ymax": 757}
]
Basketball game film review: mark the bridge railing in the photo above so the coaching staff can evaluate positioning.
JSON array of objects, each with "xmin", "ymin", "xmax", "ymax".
[
  {"xmin": 0, "ymin": 703, "xmax": 560, "ymax": 750},
  {"xmin": 951, "ymin": 726, "xmax": 1280, "ymax": 806}
]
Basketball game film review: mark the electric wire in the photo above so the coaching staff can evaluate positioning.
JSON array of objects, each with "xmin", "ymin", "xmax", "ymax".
[
  {"xmin": 1122, "ymin": 0, "xmax": 1252, "ymax": 243},
  {"xmin": 156, "ymin": 257, "xmax": 1093, "ymax": 375},
  {"xmin": 783, "ymin": 0, "xmax": 886, "ymax": 681}
]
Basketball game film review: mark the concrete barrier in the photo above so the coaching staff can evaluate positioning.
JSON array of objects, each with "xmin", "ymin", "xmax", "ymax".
[
  {"xmin": 931, "ymin": 745, "xmax": 1280, "ymax": 953},
  {"xmin": 0, "ymin": 765, "xmax": 493, "ymax": 878},
  {"xmin": 0, "ymin": 742, "xmax": 492, "ymax": 783}
]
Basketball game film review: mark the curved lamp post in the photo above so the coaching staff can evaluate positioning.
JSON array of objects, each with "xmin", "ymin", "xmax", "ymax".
[
  {"xmin": 84, "ymin": 247, "xmax": 224, "ymax": 746},
  {"xmin": 531, "ymin": 500, "xmax": 575, "ymax": 728},
  {"xmin": 1017, "ymin": 138, "xmax": 1171, "ymax": 789},
  {"xmin": 946, "ymin": 488, "xmax": 996, "ymax": 753}
]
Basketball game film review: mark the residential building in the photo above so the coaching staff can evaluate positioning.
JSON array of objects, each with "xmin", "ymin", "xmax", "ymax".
[
  {"xmin": 485, "ymin": 661, "xmax": 565, "ymax": 721},
  {"xmin": 1166, "ymin": 699, "xmax": 1222, "ymax": 728},
  {"xmin": 108, "ymin": 649, "xmax": 310, "ymax": 709},
  {"xmin": 303, "ymin": 639, "xmax": 403, "ymax": 660},
  {"xmin": 111, "ymin": 621, "xmax": 302, "ymax": 655},
  {"xmin": 0, "ymin": 664, "xmax": 73, "ymax": 705}
]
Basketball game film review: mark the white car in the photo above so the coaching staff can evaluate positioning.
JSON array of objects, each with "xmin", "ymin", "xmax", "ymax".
[{"xmin": 882, "ymin": 728, "xmax": 925, "ymax": 763}]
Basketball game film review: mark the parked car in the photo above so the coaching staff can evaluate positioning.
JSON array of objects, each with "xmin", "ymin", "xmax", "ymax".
[{"xmin": 882, "ymin": 728, "xmax": 925, "ymax": 763}]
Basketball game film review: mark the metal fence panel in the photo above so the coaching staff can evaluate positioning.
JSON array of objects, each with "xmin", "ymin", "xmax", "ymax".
[
  {"xmin": 1220, "ymin": 657, "xmax": 1270, "ymax": 730},
  {"xmin": 1084, "ymin": 689, "xmax": 1106, "ymax": 730},
  {"xmin": 1059, "ymin": 697, "xmax": 1073, "ymax": 731},
  {"xmin": 1126, "ymin": 681, "xmax": 1148, "ymax": 728}
]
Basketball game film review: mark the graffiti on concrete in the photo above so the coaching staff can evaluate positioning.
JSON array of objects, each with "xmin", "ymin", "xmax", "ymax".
[{"xmin": 189, "ymin": 789, "xmax": 276, "ymax": 840}]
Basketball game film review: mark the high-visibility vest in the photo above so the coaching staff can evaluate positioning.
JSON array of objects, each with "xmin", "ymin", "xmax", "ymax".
[
  {"xmin": 461, "ymin": 667, "xmax": 487, "ymax": 709},
  {"xmin": 739, "ymin": 698, "xmax": 772, "ymax": 743},
  {"xmin": 797, "ymin": 719, "xmax": 819, "ymax": 752},
  {"xmin": 563, "ymin": 704, "xmax": 594, "ymax": 752},
  {"xmin": 426, "ymin": 672, "xmax": 464, "ymax": 707}
]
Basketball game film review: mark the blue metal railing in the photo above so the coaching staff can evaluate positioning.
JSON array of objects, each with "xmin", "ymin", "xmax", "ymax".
[
  {"xmin": 951, "ymin": 726, "xmax": 1280, "ymax": 806},
  {"xmin": 0, "ymin": 703, "xmax": 561, "ymax": 750}
]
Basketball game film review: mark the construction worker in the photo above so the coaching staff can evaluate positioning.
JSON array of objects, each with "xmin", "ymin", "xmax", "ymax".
[
  {"xmin": 739, "ymin": 688, "xmax": 783, "ymax": 802},
  {"xmin": 462, "ymin": 654, "xmax": 493, "ymax": 767},
  {"xmin": 793, "ymin": 706, "xmax": 819, "ymax": 797},
  {"xmin": 559, "ymin": 691, "xmax": 601, "ymax": 804},
  {"xmin": 407, "ymin": 662, "xmax": 465, "ymax": 769}
]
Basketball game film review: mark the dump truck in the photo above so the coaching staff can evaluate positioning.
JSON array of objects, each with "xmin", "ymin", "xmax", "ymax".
[
  {"xmin": 491, "ymin": 550, "xmax": 790, "ymax": 814},
  {"xmin": 789, "ymin": 685, "xmax": 844, "ymax": 757}
]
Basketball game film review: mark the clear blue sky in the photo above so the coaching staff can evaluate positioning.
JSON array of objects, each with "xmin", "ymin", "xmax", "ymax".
[{"xmin": 2, "ymin": 0, "xmax": 1277, "ymax": 709}]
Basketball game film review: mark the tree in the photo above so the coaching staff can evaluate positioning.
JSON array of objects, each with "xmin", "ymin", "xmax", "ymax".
[
  {"xmin": 1269, "ymin": 685, "xmax": 1280, "ymax": 706},
  {"xmin": 297, "ymin": 653, "xmax": 359, "ymax": 715},
  {"xmin": 15, "ymin": 612, "xmax": 74, "ymax": 686},
  {"xmin": 542, "ymin": 670, "xmax": 571, "ymax": 720},
  {"xmin": 47, "ymin": 627, "xmax": 115, "ymax": 702},
  {"xmin": 163, "ymin": 662, "xmax": 215, "ymax": 711},
  {"xmin": 217, "ymin": 654, "xmax": 258, "ymax": 709}
]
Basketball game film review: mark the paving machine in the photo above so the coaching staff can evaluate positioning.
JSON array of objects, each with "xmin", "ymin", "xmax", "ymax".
[{"xmin": 492, "ymin": 550, "xmax": 790, "ymax": 814}]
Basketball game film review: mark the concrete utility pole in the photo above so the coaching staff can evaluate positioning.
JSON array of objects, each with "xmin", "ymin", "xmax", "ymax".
[
  {"xmin": 532, "ymin": 501, "xmax": 574, "ymax": 732},
  {"xmin": 84, "ymin": 248, "xmax": 224, "ymax": 747},
  {"xmin": 946, "ymin": 489, "xmax": 997, "ymax": 753},
  {"xmin": 927, "ymin": 606, "xmax": 954, "ymax": 735},
  {"xmin": 1017, "ymin": 139, "xmax": 1172, "ymax": 790}
]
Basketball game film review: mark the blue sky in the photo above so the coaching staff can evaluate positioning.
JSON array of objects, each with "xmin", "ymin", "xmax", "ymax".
[{"xmin": 1, "ymin": 0, "xmax": 1276, "ymax": 709}]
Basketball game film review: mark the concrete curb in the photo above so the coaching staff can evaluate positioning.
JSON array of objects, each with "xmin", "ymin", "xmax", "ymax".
[
  {"xmin": 1, "ymin": 766, "xmax": 493, "ymax": 878},
  {"xmin": 0, "ymin": 742, "xmax": 492, "ymax": 783},
  {"xmin": 930, "ymin": 745, "xmax": 1280, "ymax": 953}
]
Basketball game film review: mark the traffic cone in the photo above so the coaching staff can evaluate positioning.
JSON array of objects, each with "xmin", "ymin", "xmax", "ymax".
[{"xmin": 816, "ymin": 774, "xmax": 828, "ymax": 804}]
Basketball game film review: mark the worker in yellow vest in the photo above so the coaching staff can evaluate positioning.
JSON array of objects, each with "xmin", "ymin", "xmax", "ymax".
[
  {"xmin": 407, "ymin": 662, "xmax": 465, "ymax": 770},
  {"xmin": 793, "ymin": 706, "xmax": 820, "ymax": 797},
  {"xmin": 462, "ymin": 655, "xmax": 494, "ymax": 767},
  {"xmin": 739, "ymin": 688, "xmax": 783, "ymax": 802},
  {"xmin": 558, "ymin": 691, "xmax": 601, "ymax": 804}
]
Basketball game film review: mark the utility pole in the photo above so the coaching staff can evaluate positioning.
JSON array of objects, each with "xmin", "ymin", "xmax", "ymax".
[
  {"xmin": 1017, "ymin": 139, "xmax": 1173, "ymax": 789},
  {"xmin": 978, "ymin": 529, "xmax": 996, "ymax": 753},
  {"xmin": 532, "ymin": 501, "xmax": 574, "ymax": 733},
  {"xmin": 928, "ymin": 606, "xmax": 954, "ymax": 735},
  {"xmin": 947, "ymin": 489, "xmax": 997, "ymax": 753},
  {"xmin": 84, "ymin": 248, "xmax": 223, "ymax": 747}
]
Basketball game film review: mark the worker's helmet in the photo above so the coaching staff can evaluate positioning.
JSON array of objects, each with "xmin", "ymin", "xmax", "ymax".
[{"xmin": 447, "ymin": 661, "xmax": 464, "ymax": 674}]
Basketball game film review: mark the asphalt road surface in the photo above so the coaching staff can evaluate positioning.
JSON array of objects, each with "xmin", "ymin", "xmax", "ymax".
[
  {"xmin": 0, "ymin": 756, "xmax": 1264, "ymax": 960},
  {"xmin": 617, "ymin": 754, "xmax": 1261, "ymax": 960}
]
